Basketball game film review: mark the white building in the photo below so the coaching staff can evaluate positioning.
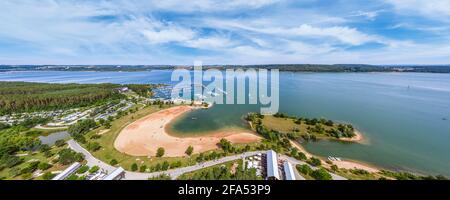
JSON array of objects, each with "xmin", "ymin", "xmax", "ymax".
[
  {"xmin": 266, "ymin": 150, "xmax": 280, "ymax": 180},
  {"xmin": 52, "ymin": 162, "xmax": 81, "ymax": 180},
  {"xmin": 283, "ymin": 161, "xmax": 296, "ymax": 180},
  {"xmin": 103, "ymin": 167, "xmax": 125, "ymax": 180}
]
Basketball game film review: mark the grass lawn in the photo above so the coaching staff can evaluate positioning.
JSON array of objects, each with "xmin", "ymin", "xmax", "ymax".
[
  {"xmin": 0, "ymin": 144, "xmax": 71, "ymax": 180},
  {"xmin": 27, "ymin": 127, "xmax": 68, "ymax": 136},
  {"xmin": 84, "ymin": 104, "xmax": 190, "ymax": 171},
  {"xmin": 261, "ymin": 115, "xmax": 345, "ymax": 140},
  {"xmin": 333, "ymin": 169, "xmax": 384, "ymax": 180},
  {"xmin": 83, "ymin": 104, "xmax": 265, "ymax": 171}
]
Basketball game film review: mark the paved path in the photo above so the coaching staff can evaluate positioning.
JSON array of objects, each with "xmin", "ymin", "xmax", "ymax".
[
  {"xmin": 68, "ymin": 139, "xmax": 345, "ymax": 180},
  {"xmin": 67, "ymin": 140, "xmax": 116, "ymax": 173}
]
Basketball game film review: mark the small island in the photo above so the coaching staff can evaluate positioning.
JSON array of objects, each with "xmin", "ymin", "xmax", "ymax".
[{"xmin": 245, "ymin": 112, "xmax": 362, "ymax": 143}]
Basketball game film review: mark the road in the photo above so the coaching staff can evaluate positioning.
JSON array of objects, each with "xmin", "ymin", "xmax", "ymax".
[{"xmin": 67, "ymin": 139, "xmax": 346, "ymax": 180}]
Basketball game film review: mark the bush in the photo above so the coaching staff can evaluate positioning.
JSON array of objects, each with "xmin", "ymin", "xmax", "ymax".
[
  {"xmin": 139, "ymin": 165, "xmax": 147, "ymax": 172},
  {"xmin": 156, "ymin": 147, "xmax": 165, "ymax": 157},
  {"xmin": 21, "ymin": 161, "xmax": 40, "ymax": 174},
  {"xmin": 58, "ymin": 149, "xmax": 84, "ymax": 165},
  {"xmin": 185, "ymin": 146, "xmax": 194, "ymax": 156},
  {"xmin": 295, "ymin": 152, "xmax": 307, "ymax": 161},
  {"xmin": 55, "ymin": 139, "xmax": 66, "ymax": 147},
  {"xmin": 0, "ymin": 155, "xmax": 23, "ymax": 168},
  {"xmin": 131, "ymin": 163, "xmax": 138, "ymax": 171},
  {"xmin": 37, "ymin": 162, "xmax": 52, "ymax": 170},
  {"xmin": 307, "ymin": 157, "xmax": 321, "ymax": 166},
  {"xmin": 296, "ymin": 164, "xmax": 313, "ymax": 175},
  {"xmin": 76, "ymin": 165, "xmax": 90, "ymax": 174},
  {"xmin": 66, "ymin": 174, "xmax": 79, "ymax": 180},
  {"xmin": 148, "ymin": 174, "xmax": 171, "ymax": 180},
  {"xmin": 89, "ymin": 166, "xmax": 100, "ymax": 173},
  {"xmin": 311, "ymin": 168, "xmax": 332, "ymax": 180},
  {"xmin": 87, "ymin": 142, "xmax": 101, "ymax": 152},
  {"xmin": 42, "ymin": 172, "xmax": 55, "ymax": 180},
  {"xmin": 110, "ymin": 159, "xmax": 118, "ymax": 166},
  {"xmin": 39, "ymin": 144, "xmax": 51, "ymax": 153}
]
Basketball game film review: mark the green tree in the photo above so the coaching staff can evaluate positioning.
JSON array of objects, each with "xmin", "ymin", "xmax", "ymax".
[
  {"xmin": 307, "ymin": 157, "xmax": 321, "ymax": 166},
  {"xmin": 87, "ymin": 142, "xmax": 101, "ymax": 151},
  {"xmin": 131, "ymin": 163, "xmax": 138, "ymax": 171},
  {"xmin": 54, "ymin": 139, "xmax": 66, "ymax": 147},
  {"xmin": 37, "ymin": 162, "xmax": 52, "ymax": 170},
  {"xmin": 296, "ymin": 164, "xmax": 313, "ymax": 175},
  {"xmin": 110, "ymin": 159, "xmax": 118, "ymax": 166},
  {"xmin": 139, "ymin": 165, "xmax": 147, "ymax": 172},
  {"xmin": 76, "ymin": 165, "xmax": 90, "ymax": 174},
  {"xmin": 185, "ymin": 146, "xmax": 194, "ymax": 156},
  {"xmin": 89, "ymin": 166, "xmax": 100, "ymax": 173},
  {"xmin": 42, "ymin": 171, "xmax": 55, "ymax": 180},
  {"xmin": 58, "ymin": 149, "xmax": 84, "ymax": 165},
  {"xmin": 156, "ymin": 147, "xmax": 165, "ymax": 157},
  {"xmin": 311, "ymin": 168, "xmax": 332, "ymax": 180}
]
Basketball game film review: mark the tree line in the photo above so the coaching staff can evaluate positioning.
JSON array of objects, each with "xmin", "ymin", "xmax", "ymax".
[{"xmin": 0, "ymin": 82, "xmax": 159, "ymax": 114}]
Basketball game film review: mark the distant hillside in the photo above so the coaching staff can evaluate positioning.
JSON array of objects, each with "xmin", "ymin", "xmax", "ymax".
[{"xmin": 1, "ymin": 64, "xmax": 450, "ymax": 73}]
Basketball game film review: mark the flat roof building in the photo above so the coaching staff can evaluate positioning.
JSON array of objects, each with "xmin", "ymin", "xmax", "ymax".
[
  {"xmin": 52, "ymin": 162, "xmax": 81, "ymax": 180},
  {"xmin": 283, "ymin": 161, "xmax": 296, "ymax": 180},
  {"xmin": 103, "ymin": 167, "xmax": 125, "ymax": 180},
  {"xmin": 266, "ymin": 150, "xmax": 280, "ymax": 180}
]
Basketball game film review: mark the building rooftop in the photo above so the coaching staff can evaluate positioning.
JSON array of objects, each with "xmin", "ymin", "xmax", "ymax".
[
  {"xmin": 266, "ymin": 150, "xmax": 280, "ymax": 180},
  {"xmin": 103, "ymin": 167, "xmax": 125, "ymax": 180},
  {"xmin": 283, "ymin": 161, "xmax": 296, "ymax": 180},
  {"xmin": 52, "ymin": 162, "xmax": 81, "ymax": 180}
]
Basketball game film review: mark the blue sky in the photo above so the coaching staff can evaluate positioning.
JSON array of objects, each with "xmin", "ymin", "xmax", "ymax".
[{"xmin": 0, "ymin": 0, "xmax": 449, "ymax": 65}]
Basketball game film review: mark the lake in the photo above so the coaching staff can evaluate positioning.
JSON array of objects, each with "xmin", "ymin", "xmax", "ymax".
[{"xmin": 1, "ymin": 70, "xmax": 450, "ymax": 176}]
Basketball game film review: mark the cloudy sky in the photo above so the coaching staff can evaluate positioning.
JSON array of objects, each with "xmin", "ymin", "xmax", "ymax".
[{"xmin": 1, "ymin": 0, "xmax": 450, "ymax": 65}]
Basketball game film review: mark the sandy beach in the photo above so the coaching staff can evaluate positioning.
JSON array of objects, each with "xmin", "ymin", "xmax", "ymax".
[
  {"xmin": 289, "ymin": 140, "xmax": 380, "ymax": 173},
  {"xmin": 114, "ymin": 106, "xmax": 261, "ymax": 157},
  {"xmin": 339, "ymin": 129, "xmax": 367, "ymax": 143}
]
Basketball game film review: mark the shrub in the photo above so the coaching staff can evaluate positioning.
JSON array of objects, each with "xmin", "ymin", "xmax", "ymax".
[
  {"xmin": 131, "ymin": 163, "xmax": 138, "ymax": 171},
  {"xmin": 307, "ymin": 157, "xmax": 321, "ymax": 166},
  {"xmin": 296, "ymin": 164, "xmax": 313, "ymax": 175},
  {"xmin": 76, "ymin": 165, "xmax": 90, "ymax": 174},
  {"xmin": 54, "ymin": 139, "xmax": 66, "ymax": 147},
  {"xmin": 311, "ymin": 168, "xmax": 332, "ymax": 180},
  {"xmin": 42, "ymin": 172, "xmax": 55, "ymax": 180},
  {"xmin": 156, "ymin": 147, "xmax": 165, "ymax": 157},
  {"xmin": 37, "ymin": 162, "xmax": 52, "ymax": 170},
  {"xmin": 110, "ymin": 159, "xmax": 118, "ymax": 166},
  {"xmin": 185, "ymin": 146, "xmax": 194, "ymax": 156},
  {"xmin": 139, "ymin": 165, "xmax": 147, "ymax": 172},
  {"xmin": 148, "ymin": 174, "xmax": 171, "ymax": 180},
  {"xmin": 89, "ymin": 166, "xmax": 100, "ymax": 173},
  {"xmin": 87, "ymin": 142, "xmax": 101, "ymax": 152},
  {"xmin": 58, "ymin": 149, "xmax": 84, "ymax": 165}
]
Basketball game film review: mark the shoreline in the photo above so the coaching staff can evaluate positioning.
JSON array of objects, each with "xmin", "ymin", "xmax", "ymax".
[
  {"xmin": 115, "ymin": 105, "xmax": 380, "ymax": 173},
  {"xmin": 289, "ymin": 140, "xmax": 380, "ymax": 173},
  {"xmin": 114, "ymin": 106, "xmax": 261, "ymax": 157},
  {"xmin": 338, "ymin": 129, "xmax": 368, "ymax": 144}
]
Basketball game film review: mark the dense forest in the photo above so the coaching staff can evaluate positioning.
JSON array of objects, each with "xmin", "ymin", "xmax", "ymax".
[
  {"xmin": 0, "ymin": 82, "xmax": 154, "ymax": 114},
  {"xmin": 1, "ymin": 64, "xmax": 450, "ymax": 73}
]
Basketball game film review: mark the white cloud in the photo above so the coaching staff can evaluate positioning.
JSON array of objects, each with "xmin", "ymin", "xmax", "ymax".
[
  {"xmin": 150, "ymin": 0, "xmax": 280, "ymax": 12},
  {"xmin": 350, "ymin": 10, "xmax": 384, "ymax": 20},
  {"xmin": 183, "ymin": 36, "xmax": 236, "ymax": 49},
  {"xmin": 385, "ymin": 0, "xmax": 450, "ymax": 20},
  {"xmin": 141, "ymin": 26, "xmax": 196, "ymax": 44},
  {"xmin": 274, "ymin": 24, "xmax": 380, "ymax": 45},
  {"xmin": 204, "ymin": 19, "xmax": 380, "ymax": 45}
]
